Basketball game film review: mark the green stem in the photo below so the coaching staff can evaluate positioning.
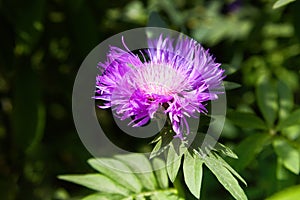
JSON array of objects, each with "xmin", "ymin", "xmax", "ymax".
[{"xmin": 123, "ymin": 188, "xmax": 178, "ymax": 200}]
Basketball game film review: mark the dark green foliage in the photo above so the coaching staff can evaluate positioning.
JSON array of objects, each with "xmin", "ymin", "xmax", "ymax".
[{"xmin": 1, "ymin": 0, "xmax": 300, "ymax": 199}]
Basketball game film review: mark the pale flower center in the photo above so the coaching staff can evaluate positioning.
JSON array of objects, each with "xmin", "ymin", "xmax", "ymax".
[{"xmin": 132, "ymin": 63, "xmax": 191, "ymax": 96}]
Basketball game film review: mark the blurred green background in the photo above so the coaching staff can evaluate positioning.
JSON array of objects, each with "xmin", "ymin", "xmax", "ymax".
[{"xmin": 0, "ymin": 0, "xmax": 300, "ymax": 199}]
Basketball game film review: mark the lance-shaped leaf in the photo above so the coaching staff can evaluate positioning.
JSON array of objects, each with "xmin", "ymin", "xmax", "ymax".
[
  {"xmin": 58, "ymin": 174, "xmax": 130, "ymax": 196},
  {"xmin": 201, "ymin": 153, "xmax": 247, "ymax": 200},
  {"xmin": 191, "ymin": 133, "xmax": 238, "ymax": 159},
  {"xmin": 183, "ymin": 151, "xmax": 203, "ymax": 199},
  {"xmin": 227, "ymin": 111, "xmax": 267, "ymax": 130},
  {"xmin": 273, "ymin": 0, "xmax": 296, "ymax": 9},
  {"xmin": 277, "ymin": 80, "xmax": 294, "ymax": 122},
  {"xmin": 233, "ymin": 133, "xmax": 272, "ymax": 171},
  {"xmin": 166, "ymin": 140, "xmax": 186, "ymax": 182},
  {"xmin": 115, "ymin": 154, "xmax": 158, "ymax": 191},
  {"xmin": 273, "ymin": 138, "xmax": 300, "ymax": 174},
  {"xmin": 256, "ymin": 78, "xmax": 278, "ymax": 128},
  {"xmin": 88, "ymin": 158, "xmax": 142, "ymax": 193},
  {"xmin": 221, "ymin": 64, "xmax": 239, "ymax": 75},
  {"xmin": 276, "ymin": 109, "xmax": 300, "ymax": 131},
  {"xmin": 223, "ymin": 81, "xmax": 241, "ymax": 90},
  {"xmin": 150, "ymin": 128, "xmax": 174, "ymax": 159},
  {"xmin": 152, "ymin": 158, "xmax": 169, "ymax": 189}
]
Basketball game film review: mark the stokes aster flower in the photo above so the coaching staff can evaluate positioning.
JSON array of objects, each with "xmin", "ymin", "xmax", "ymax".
[{"xmin": 95, "ymin": 35, "xmax": 225, "ymax": 139}]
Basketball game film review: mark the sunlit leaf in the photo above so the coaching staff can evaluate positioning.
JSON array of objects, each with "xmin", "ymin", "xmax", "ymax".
[
  {"xmin": 150, "ymin": 139, "xmax": 163, "ymax": 159},
  {"xmin": 124, "ymin": 1, "xmax": 147, "ymax": 24},
  {"xmin": 202, "ymin": 153, "xmax": 248, "ymax": 200},
  {"xmin": 166, "ymin": 141, "xmax": 185, "ymax": 182},
  {"xmin": 190, "ymin": 2, "xmax": 252, "ymax": 46},
  {"xmin": 217, "ymin": 155, "xmax": 247, "ymax": 186},
  {"xmin": 277, "ymin": 109, "xmax": 300, "ymax": 131},
  {"xmin": 115, "ymin": 154, "xmax": 158, "ymax": 190},
  {"xmin": 281, "ymin": 124, "xmax": 300, "ymax": 140},
  {"xmin": 150, "ymin": 190, "xmax": 182, "ymax": 200},
  {"xmin": 150, "ymin": 128, "xmax": 174, "ymax": 159},
  {"xmin": 88, "ymin": 158, "xmax": 142, "ymax": 193},
  {"xmin": 183, "ymin": 151, "xmax": 203, "ymax": 199},
  {"xmin": 276, "ymin": 157, "xmax": 296, "ymax": 181},
  {"xmin": 273, "ymin": 0, "xmax": 296, "ymax": 9},
  {"xmin": 266, "ymin": 185, "xmax": 300, "ymax": 200},
  {"xmin": 273, "ymin": 138, "xmax": 300, "ymax": 174},
  {"xmin": 58, "ymin": 174, "xmax": 130, "ymax": 196},
  {"xmin": 190, "ymin": 133, "xmax": 238, "ymax": 159},
  {"xmin": 152, "ymin": 158, "xmax": 169, "ymax": 189},
  {"xmin": 215, "ymin": 142, "xmax": 238, "ymax": 159}
]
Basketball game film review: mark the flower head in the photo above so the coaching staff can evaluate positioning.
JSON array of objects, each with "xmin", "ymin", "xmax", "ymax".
[{"xmin": 95, "ymin": 35, "xmax": 225, "ymax": 139}]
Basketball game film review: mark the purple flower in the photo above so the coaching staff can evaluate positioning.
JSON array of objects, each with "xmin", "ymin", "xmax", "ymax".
[{"xmin": 95, "ymin": 35, "xmax": 225, "ymax": 140}]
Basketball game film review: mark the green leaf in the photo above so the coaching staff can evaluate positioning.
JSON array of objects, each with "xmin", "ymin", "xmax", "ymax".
[
  {"xmin": 216, "ymin": 154, "xmax": 247, "ymax": 186},
  {"xmin": 150, "ymin": 139, "xmax": 163, "ymax": 159},
  {"xmin": 273, "ymin": 138, "xmax": 300, "ymax": 174},
  {"xmin": 183, "ymin": 151, "xmax": 203, "ymax": 199},
  {"xmin": 58, "ymin": 174, "xmax": 130, "ymax": 196},
  {"xmin": 256, "ymin": 78, "xmax": 278, "ymax": 127},
  {"xmin": 88, "ymin": 158, "xmax": 142, "ymax": 193},
  {"xmin": 150, "ymin": 128, "xmax": 174, "ymax": 159},
  {"xmin": 166, "ymin": 141, "xmax": 186, "ymax": 182},
  {"xmin": 115, "ymin": 154, "xmax": 158, "ymax": 191},
  {"xmin": 221, "ymin": 64, "xmax": 239, "ymax": 75},
  {"xmin": 277, "ymin": 109, "xmax": 300, "ymax": 130},
  {"xmin": 273, "ymin": 0, "xmax": 296, "ymax": 9},
  {"xmin": 200, "ymin": 151, "xmax": 246, "ymax": 186},
  {"xmin": 266, "ymin": 185, "xmax": 300, "ymax": 200},
  {"xmin": 82, "ymin": 193, "xmax": 124, "ymax": 200},
  {"xmin": 277, "ymin": 80, "xmax": 294, "ymax": 122},
  {"xmin": 158, "ymin": 0, "xmax": 184, "ymax": 26},
  {"xmin": 281, "ymin": 124, "xmax": 300, "ymax": 140},
  {"xmin": 147, "ymin": 11, "xmax": 168, "ymax": 28},
  {"xmin": 150, "ymin": 190, "xmax": 182, "ymax": 200},
  {"xmin": 215, "ymin": 142, "xmax": 239, "ymax": 159},
  {"xmin": 190, "ymin": 133, "xmax": 238, "ymax": 159},
  {"xmin": 233, "ymin": 133, "xmax": 272, "ymax": 171},
  {"xmin": 150, "ymin": 192, "xmax": 170, "ymax": 200},
  {"xmin": 202, "ymin": 153, "xmax": 248, "ymax": 200},
  {"xmin": 227, "ymin": 111, "xmax": 267, "ymax": 130},
  {"xmin": 152, "ymin": 158, "xmax": 169, "ymax": 189},
  {"xmin": 132, "ymin": 196, "xmax": 144, "ymax": 200},
  {"xmin": 276, "ymin": 158, "xmax": 294, "ymax": 180},
  {"xmin": 223, "ymin": 81, "xmax": 241, "ymax": 90}
]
